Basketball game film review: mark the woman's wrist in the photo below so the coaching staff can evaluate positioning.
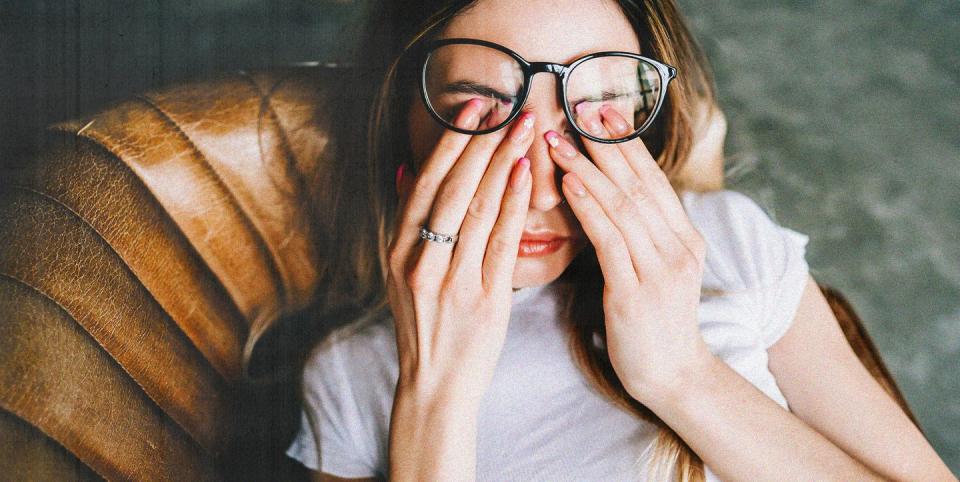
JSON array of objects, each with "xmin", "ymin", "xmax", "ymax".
[
  {"xmin": 389, "ymin": 382, "xmax": 481, "ymax": 481},
  {"xmin": 626, "ymin": 344, "xmax": 721, "ymax": 411},
  {"xmin": 394, "ymin": 378, "xmax": 483, "ymax": 418},
  {"xmin": 396, "ymin": 370, "xmax": 488, "ymax": 411}
]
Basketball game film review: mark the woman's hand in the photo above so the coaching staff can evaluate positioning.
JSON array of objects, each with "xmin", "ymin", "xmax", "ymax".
[
  {"xmin": 387, "ymin": 99, "xmax": 535, "ymax": 406},
  {"xmin": 545, "ymin": 105, "xmax": 715, "ymax": 404}
]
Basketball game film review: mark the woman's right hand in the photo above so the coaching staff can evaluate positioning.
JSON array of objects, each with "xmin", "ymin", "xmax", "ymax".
[{"xmin": 386, "ymin": 99, "xmax": 536, "ymax": 406}]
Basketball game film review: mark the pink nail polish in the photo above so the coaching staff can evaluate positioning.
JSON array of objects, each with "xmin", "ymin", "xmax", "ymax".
[
  {"xmin": 510, "ymin": 112, "xmax": 535, "ymax": 142},
  {"xmin": 600, "ymin": 105, "xmax": 629, "ymax": 133},
  {"xmin": 455, "ymin": 99, "xmax": 484, "ymax": 129},
  {"xmin": 545, "ymin": 131, "xmax": 577, "ymax": 158},
  {"xmin": 511, "ymin": 157, "xmax": 530, "ymax": 190},
  {"xmin": 395, "ymin": 163, "xmax": 407, "ymax": 193},
  {"xmin": 586, "ymin": 118, "xmax": 602, "ymax": 136},
  {"xmin": 545, "ymin": 131, "xmax": 560, "ymax": 147}
]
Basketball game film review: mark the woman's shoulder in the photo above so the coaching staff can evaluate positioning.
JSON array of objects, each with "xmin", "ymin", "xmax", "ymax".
[
  {"xmin": 680, "ymin": 189, "xmax": 812, "ymax": 395},
  {"xmin": 301, "ymin": 306, "xmax": 397, "ymax": 389},
  {"xmin": 318, "ymin": 306, "xmax": 395, "ymax": 349},
  {"xmin": 292, "ymin": 307, "xmax": 396, "ymax": 477},
  {"xmin": 679, "ymin": 188, "xmax": 810, "ymax": 292}
]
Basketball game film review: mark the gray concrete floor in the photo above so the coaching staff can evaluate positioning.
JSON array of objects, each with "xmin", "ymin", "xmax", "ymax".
[{"xmin": 678, "ymin": 0, "xmax": 960, "ymax": 471}]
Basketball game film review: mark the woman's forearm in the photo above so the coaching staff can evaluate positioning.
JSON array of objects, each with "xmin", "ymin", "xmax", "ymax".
[
  {"xmin": 637, "ymin": 354, "xmax": 886, "ymax": 481},
  {"xmin": 388, "ymin": 382, "xmax": 479, "ymax": 482}
]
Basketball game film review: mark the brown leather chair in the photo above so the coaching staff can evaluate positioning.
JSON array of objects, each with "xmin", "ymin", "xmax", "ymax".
[{"xmin": 0, "ymin": 66, "xmax": 921, "ymax": 481}]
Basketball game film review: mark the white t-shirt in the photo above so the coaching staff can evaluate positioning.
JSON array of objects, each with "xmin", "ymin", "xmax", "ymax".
[{"xmin": 286, "ymin": 188, "xmax": 811, "ymax": 481}]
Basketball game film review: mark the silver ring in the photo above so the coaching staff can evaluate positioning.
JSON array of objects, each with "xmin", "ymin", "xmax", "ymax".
[{"xmin": 419, "ymin": 225, "xmax": 459, "ymax": 245}]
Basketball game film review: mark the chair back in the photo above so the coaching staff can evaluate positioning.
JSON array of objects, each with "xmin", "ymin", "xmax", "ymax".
[{"xmin": 0, "ymin": 66, "xmax": 920, "ymax": 480}]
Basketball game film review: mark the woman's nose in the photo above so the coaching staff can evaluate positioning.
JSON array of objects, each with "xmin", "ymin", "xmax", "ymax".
[
  {"xmin": 522, "ymin": 129, "xmax": 567, "ymax": 212},
  {"xmin": 519, "ymin": 77, "xmax": 572, "ymax": 212}
]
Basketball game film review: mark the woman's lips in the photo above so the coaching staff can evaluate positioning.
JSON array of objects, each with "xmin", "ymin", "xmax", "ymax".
[{"xmin": 518, "ymin": 237, "xmax": 569, "ymax": 257}]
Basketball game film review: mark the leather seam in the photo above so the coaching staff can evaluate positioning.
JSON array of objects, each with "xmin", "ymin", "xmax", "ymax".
[
  {"xmin": 238, "ymin": 69, "xmax": 304, "ymax": 190},
  {"xmin": 238, "ymin": 69, "xmax": 308, "ymax": 308},
  {"xmin": 0, "ymin": 271, "xmax": 211, "ymax": 472},
  {"xmin": 0, "ymin": 401, "xmax": 108, "ymax": 481},
  {"xmin": 6, "ymin": 182, "xmax": 236, "ymax": 381},
  {"xmin": 2, "ymin": 186, "xmax": 228, "ymax": 456},
  {"xmin": 51, "ymin": 128, "xmax": 250, "ymax": 341},
  {"xmin": 131, "ymin": 93, "xmax": 289, "ymax": 317}
]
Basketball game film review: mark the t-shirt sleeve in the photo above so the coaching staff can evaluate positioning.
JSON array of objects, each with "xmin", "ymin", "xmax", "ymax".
[
  {"xmin": 285, "ymin": 332, "xmax": 379, "ymax": 478},
  {"xmin": 691, "ymin": 189, "xmax": 812, "ymax": 349},
  {"xmin": 754, "ymin": 222, "xmax": 811, "ymax": 348}
]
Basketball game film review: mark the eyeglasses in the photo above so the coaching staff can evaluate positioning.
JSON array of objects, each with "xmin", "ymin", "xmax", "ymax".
[{"xmin": 413, "ymin": 38, "xmax": 678, "ymax": 144}]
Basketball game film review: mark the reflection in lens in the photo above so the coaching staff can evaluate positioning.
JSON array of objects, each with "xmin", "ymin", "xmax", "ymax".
[
  {"xmin": 566, "ymin": 55, "xmax": 662, "ymax": 140},
  {"xmin": 423, "ymin": 44, "xmax": 524, "ymax": 132}
]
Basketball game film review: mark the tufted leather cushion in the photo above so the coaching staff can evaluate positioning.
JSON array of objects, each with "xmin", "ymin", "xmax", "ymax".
[
  {"xmin": 0, "ymin": 66, "xmax": 337, "ymax": 480},
  {"xmin": 0, "ymin": 65, "xmax": 920, "ymax": 480}
]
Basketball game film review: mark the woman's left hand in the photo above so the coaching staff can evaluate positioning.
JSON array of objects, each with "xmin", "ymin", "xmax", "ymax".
[{"xmin": 545, "ymin": 105, "xmax": 716, "ymax": 404}]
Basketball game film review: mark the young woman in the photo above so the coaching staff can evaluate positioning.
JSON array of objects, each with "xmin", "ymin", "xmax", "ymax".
[{"xmin": 284, "ymin": 0, "xmax": 955, "ymax": 480}]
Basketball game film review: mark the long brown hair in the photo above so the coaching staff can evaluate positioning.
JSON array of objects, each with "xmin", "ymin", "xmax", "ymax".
[{"xmin": 295, "ymin": 0, "xmax": 723, "ymax": 479}]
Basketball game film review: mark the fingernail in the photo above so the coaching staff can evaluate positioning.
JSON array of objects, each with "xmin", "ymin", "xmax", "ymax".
[
  {"xmin": 564, "ymin": 173, "xmax": 587, "ymax": 197},
  {"xmin": 545, "ymin": 131, "xmax": 560, "ymax": 147},
  {"xmin": 573, "ymin": 103, "xmax": 602, "ymax": 136},
  {"xmin": 395, "ymin": 162, "xmax": 407, "ymax": 193},
  {"xmin": 600, "ymin": 105, "xmax": 629, "ymax": 134},
  {"xmin": 545, "ymin": 131, "xmax": 577, "ymax": 158},
  {"xmin": 455, "ymin": 99, "xmax": 484, "ymax": 129},
  {"xmin": 511, "ymin": 157, "xmax": 531, "ymax": 190},
  {"xmin": 575, "ymin": 104, "xmax": 602, "ymax": 136},
  {"xmin": 586, "ymin": 117, "xmax": 602, "ymax": 136},
  {"xmin": 510, "ymin": 112, "xmax": 535, "ymax": 142}
]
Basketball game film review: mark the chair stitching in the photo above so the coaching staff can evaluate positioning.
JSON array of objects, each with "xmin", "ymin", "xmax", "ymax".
[
  {"xmin": 52, "ymin": 127, "xmax": 250, "ymax": 344},
  {"xmin": 237, "ymin": 69, "xmax": 305, "ymax": 191},
  {"xmin": 5, "ymin": 182, "xmax": 237, "ymax": 379},
  {"xmin": 0, "ymin": 396, "xmax": 110, "ymax": 481},
  {"xmin": 0, "ymin": 271, "xmax": 214, "ymax": 464},
  {"xmin": 132, "ymin": 93, "xmax": 289, "ymax": 318},
  {"xmin": 2, "ymin": 186, "xmax": 234, "ymax": 455},
  {"xmin": 238, "ymin": 69, "xmax": 312, "ymax": 263}
]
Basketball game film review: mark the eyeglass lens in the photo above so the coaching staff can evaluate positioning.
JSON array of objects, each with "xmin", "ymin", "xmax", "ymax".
[
  {"xmin": 566, "ymin": 56, "xmax": 662, "ymax": 139},
  {"xmin": 422, "ymin": 43, "xmax": 663, "ymax": 140}
]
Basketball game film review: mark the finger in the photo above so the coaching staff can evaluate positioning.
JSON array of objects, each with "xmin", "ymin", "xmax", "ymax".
[
  {"xmin": 478, "ymin": 102, "xmax": 513, "ymax": 130},
  {"xmin": 574, "ymin": 102, "xmax": 638, "ymax": 192},
  {"xmin": 559, "ymin": 171, "xmax": 642, "ymax": 290},
  {"xmin": 482, "ymin": 156, "xmax": 532, "ymax": 291},
  {"xmin": 418, "ymin": 104, "xmax": 514, "ymax": 270},
  {"xmin": 547, "ymin": 129, "xmax": 680, "ymax": 264},
  {"xmin": 452, "ymin": 112, "xmax": 536, "ymax": 275},
  {"xmin": 599, "ymin": 105, "xmax": 703, "ymax": 252},
  {"xmin": 576, "ymin": 108, "xmax": 685, "ymax": 260},
  {"xmin": 395, "ymin": 99, "xmax": 485, "ymax": 258}
]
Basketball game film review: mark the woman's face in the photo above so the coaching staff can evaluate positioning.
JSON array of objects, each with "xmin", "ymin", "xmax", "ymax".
[{"xmin": 405, "ymin": 0, "xmax": 641, "ymax": 289}]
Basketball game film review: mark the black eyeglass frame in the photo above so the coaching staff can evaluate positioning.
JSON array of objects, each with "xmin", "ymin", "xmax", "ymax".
[{"xmin": 414, "ymin": 37, "xmax": 678, "ymax": 144}]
